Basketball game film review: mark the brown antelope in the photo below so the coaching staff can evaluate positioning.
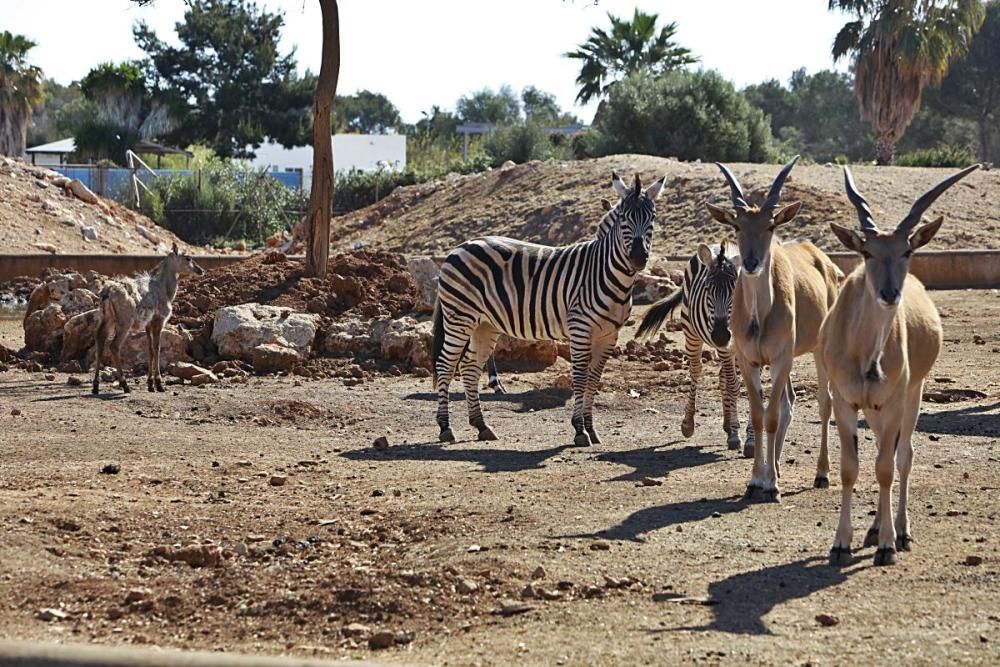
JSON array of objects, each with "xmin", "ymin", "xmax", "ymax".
[
  {"xmin": 92, "ymin": 243, "xmax": 204, "ymax": 395},
  {"xmin": 706, "ymin": 156, "xmax": 842, "ymax": 501},
  {"xmin": 820, "ymin": 164, "xmax": 979, "ymax": 567}
]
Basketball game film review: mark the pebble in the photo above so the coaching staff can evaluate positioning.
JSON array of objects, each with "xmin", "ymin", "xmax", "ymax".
[
  {"xmin": 965, "ymin": 555, "xmax": 984, "ymax": 566},
  {"xmin": 521, "ymin": 584, "xmax": 537, "ymax": 599},
  {"xmin": 373, "ymin": 436, "xmax": 390, "ymax": 450},
  {"xmin": 498, "ymin": 599, "xmax": 533, "ymax": 617},
  {"xmin": 711, "ymin": 512, "xmax": 722, "ymax": 519},
  {"xmin": 467, "ymin": 544, "xmax": 482, "ymax": 553},
  {"xmin": 816, "ymin": 613, "xmax": 839, "ymax": 627},
  {"xmin": 236, "ymin": 460, "xmax": 252, "ymax": 467},
  {"xmin": 36, "ymin": 608, "xmax": 68, "ymax": 622},
  {"xmin": 368, "ymin": 630, "xmax": 396, "ymax": 650},
  {"xmin": 371, "ymin": 489, "xmax": 384, "ymax": 497},
  {"xmin": 10, "ymin": 408, "xmax": 21, "ymax": 416},
  {"xmin": 590, "ymin": 540, "xmax": 610, "ymax": 551},
  {"xmin": 639, "ymin": 477, "xmax": 663, "ymax": 487},
  {"xmin": 100, "ymin": 463, "xmax": 121, "ymax": 475},
  {"xmin": 457, "ymin": 578, "xmax": 478, "ymax": 594},
  {"xmin": 343, "ymin": 622, "xmax": 370, "ymax": 638},
  {"xmin": 66, "ymin": 376, "xmax": 82, "ymax": 386},
  {"xmin": 582, "ymin": 585, "xmax": 604, "ymax": 599},
  {"xmin": 44, "ymin": 373, "xmax": 55, "ymax": 381},
  {"xmin": 124, "ymin": 588, "xmax": 150, "ymax": 604},
  {"xmin": 531, "ymin": 566, "xmax": 546, "ymax": 579},
  {"xmin": 269, "ymin": 475, "xmax": 287, "ymax": 486}
]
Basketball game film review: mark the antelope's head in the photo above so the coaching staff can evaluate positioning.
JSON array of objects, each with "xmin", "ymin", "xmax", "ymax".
[
  {"xmin": 167, "ymin": 242, "xmax": 206, "ymax": 276},
  {"xmin": 610, "ymin": 171, "xmax": 666, "ymax": 272},
  {"xmin": 705, "ymin": 156, "xmax": 802, "ymax": 277},
  {"xmin": 831, "ymin": 164, "xmax": 980, "ymax": 309},
  {"xmin": 696, "ymin": 239, "xmax": 740, "ymax": 348}
]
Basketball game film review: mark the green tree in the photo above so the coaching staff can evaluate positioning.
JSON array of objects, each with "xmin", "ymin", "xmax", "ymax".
[
  {"xmin": 831, "ymin": 0, "xmax": 985, "ymax": 165},
  {"xmin": 134, "ymin": 0, "xmax": 314, "ymax": 158},
  {"xmin": 456, "ymin": 85, "xmax": 521, "ymax": 125},
  {"xmin": 334, "ymin": 90, "xmax": 400, "ymax": 133},
  {"xmin": 743, "ymin": 79, "xmax": 797, "ymax": 135},
  {"xmin": 0, "ymin": 31, "xmax": 44, "ymax": 158},
  {"xmin": 564, "ymin": 9, "xmax": 696, "ymax": 105},
  {"xmin": 521, "ymin": 86, "xmax": 580, "ymax": 126},
  {"xmin": 28, "ymin": 79, "xmax": 82, "ymax": 146},
  {"xmin": 593, "ymin": 70, "xmax": 773, "ymax": 163}
]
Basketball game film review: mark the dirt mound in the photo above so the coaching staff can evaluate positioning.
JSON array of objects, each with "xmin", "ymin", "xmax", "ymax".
[
  {"xmin": 0, "ymin": 155, "xmax": 199, "ymax": 254},
  {"xmin": 333, "ymin": 156, "xmax": 1000, "ymax": 256}
]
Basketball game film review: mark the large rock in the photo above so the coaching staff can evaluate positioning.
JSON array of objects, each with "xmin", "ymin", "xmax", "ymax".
[
  {"xmin": 321, "ymin": 317, "xmax": 380, "ymax": 357},
  {"xmin": 61, "ymin": 288, "xmax": 99, "ymax": 316},
  {"xmin": 211, "ymin": 303, "xmax": 320, "ymax": 362},
  {"xmin": 252, "ymin": 343, "xmax": 301, "ymax": 374},
  {"xmin": 633, "ymin": 272, "xmax": 678, "ymax": 305},
  {"xmin": 115, "ymin": 325, "xmax": 192, "ymax": 370},
  {"xmin": 24, "ymin": 304, "xmax": 67, "ymax": 353},
  {"xmin": 61, "ymin": 308, "xmax": 100, "ymax": 362},
  {"xmin": 380, "ymin": 317, "xmax": 433, "ymax": 368},
  {"xmin": 406, "ymin": 257, "xmax": 440, "ymax": 313},
  {"xmin": 494, "ymin": 335, "xmax": 558, "ymax": 365}
]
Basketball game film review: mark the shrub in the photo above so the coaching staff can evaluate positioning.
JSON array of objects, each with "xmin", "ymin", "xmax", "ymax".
[
  {"xmin": 895, "ymin": 144, "xmax": 976, "ymax": 168},
  {"xmin": 592, "ymin": 70, "xmax": 775, "ymax": 163},
  {"xmin": 484, "ymin": 121, "xmax": 569, "ymax": 166},
  {"xmin": 334, "ymin": 156, "xmax": 492, "ymax": 213}
]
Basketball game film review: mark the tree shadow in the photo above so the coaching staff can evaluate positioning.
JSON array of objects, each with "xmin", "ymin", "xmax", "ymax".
[
  {"xmin": 596, "ymin": 443, "xmax": 722, "ymax": 483},
  {"xmin": 32, "ymin": 392, "xmax": 128, "ymax": 402},
  {"xmin": 403, "ymin": 387, "xmax": 572, "ymax": 413},
  {"xmin": 341, "ymin": 441, "xmax": 576, "ymax": 474},
  {"xmin": 655, "ymin": 555, "xmax": 866, "ymax": 635},
  {"xmin": 917, "ymin": 401, "xmax": 1000, "ymax": 438}
]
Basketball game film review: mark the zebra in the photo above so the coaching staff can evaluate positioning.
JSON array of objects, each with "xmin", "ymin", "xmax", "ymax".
[
  {"xmin": 635, "ymin": 240, "xmax": 755, "ymax": 454},
  {"xmin": 432, "ymin": 172, "xmax": 667, "ymax": 446}
]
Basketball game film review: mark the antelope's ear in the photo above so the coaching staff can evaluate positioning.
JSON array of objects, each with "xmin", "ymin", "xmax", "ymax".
[
  {"xmin": 830, "ymin": 223, "xmax": 864, "ymax": 254},
  {"xmin": 612, "ymin": 171, "xmax": 629, "ymax": 198},
  {"xmin": 171, "ymin": 242, "xmax": 178, "ymax": 254},
  {"xmin": 908, "ymin": 216, "xmax": 944, "ymax": 251},
  {"xmin": 644, "ymin": 175, "xmax": 666, "ymax": 201},
  {"xmin": 706, "ymin": 203, "xmax": 737, "ymax": 227},
  {"xmin": 773, "ymin": 201, "xmax": 802, "ymax": 226},
  {"xmin": 696, "ymin": 243, "xmax": 714, "ymax": 266},
  {"xmin": 601, "ymin": 198, "xmax": 612, "ymax": 212}
]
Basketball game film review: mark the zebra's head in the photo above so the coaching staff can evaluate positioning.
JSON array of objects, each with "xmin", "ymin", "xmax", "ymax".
[
  {"xmin": 697, "ymin": 241, "xmax": 739, "ymax": 348},
  {"xmin": 705, "ymin": 156, "xmax": 802, "ymax": 277},
  {"xmin": 611, "ymin": 172, "xmax": 666, "ymax": 272}
]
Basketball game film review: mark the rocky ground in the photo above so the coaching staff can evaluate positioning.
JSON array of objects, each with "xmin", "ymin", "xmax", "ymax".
[
  {"xmin": 1, "ymin": 290, "xmax": 999, "ymax": 665},
  {"xmin": 333, "ymin": 156, "xmax": 1000, "ymax": 257}
]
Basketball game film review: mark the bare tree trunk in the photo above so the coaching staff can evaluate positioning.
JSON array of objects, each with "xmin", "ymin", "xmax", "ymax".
[
  {"xmin": 875, "ymin": 136, "xmax": 895, "ymax": 166},
  {"xmin": 306, "ymin": 0, "xmax": 341, "ymax": 279},
  {"xmin": 0, "ymin": 105, "xmax": 28, "ymax": 158},
  {"xmin": 978, "ymin": 113, "xmax": 991, "ymax": 163}
]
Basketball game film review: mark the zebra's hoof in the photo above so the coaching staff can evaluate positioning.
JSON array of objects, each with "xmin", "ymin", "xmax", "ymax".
[
  {"xmin": 873, "ymin": 547, "xmax": 897, "ymax": 567},
  {"xmin": 896, "ymin": 534, "xmax": 913, "ymax": 552},
  {"xmin": 727, "ymin": 435, "xmax": 741, "ymax": 451},
  {"xmin": 742, "ymin": 443, "xmax": 754, "ymax": 459},
  {"xmin": 478, "ymin": 427, "xmax": 498, "ymax": 441},
  {"xmin": 121, "ymin": 384, "xmax": 131, "ymax": 394},
  {"xmin": 573, "ymin": 433, "xmax": 591, "ymax": 447},
  {"xmin": 813, "ymin": 476, "xmax": 830, "ymax": 489},
  {"xmin": 829, "ymin": 546, "xmax": 853, "ymax": 566},
  {"xmin": 438, "ymin": 429, "xmax": 455, "ymax": 443},
  {"xmin": 681, "ymin": 420, "xmax": 695, "ymax": 438},
  {"xmin": 863, "ymin": 528, "xmax": 879, "ymax": 548}
]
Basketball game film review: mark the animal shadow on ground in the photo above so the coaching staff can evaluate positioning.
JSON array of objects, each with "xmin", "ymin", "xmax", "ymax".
[
  {"xmin": 653, "ymin": 555, "xmax": 864, "ymax": 635},
  {"xmin": 597, "ymin": 443, "xmax": 721, "ymax": 483},
  {"xmin": 342, "ymin": 442, "xmax": 576, "ymax": 474},
  {"xmin": 403, "ymin": 387, "xmax": 572, "ymax": 413},
  {"xmin": 916, "ymin": 401, "xmax": 1000, "ymax": 438}
]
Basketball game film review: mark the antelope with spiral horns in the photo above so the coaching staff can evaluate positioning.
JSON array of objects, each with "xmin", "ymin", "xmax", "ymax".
[
  {"xmin": 705, "ymin": 156, "xmax": 842, "ymax": 501},
  {"xmin": 819, "ymin": 163, "xmax": 980, "ymax": 567}
]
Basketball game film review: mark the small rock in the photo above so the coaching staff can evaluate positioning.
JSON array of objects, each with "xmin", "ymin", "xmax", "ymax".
[
  {"xmin": 965, "ymin": 555, "xmax": 984, "ymax": 566},
  {"xmin": 343, "ymin": 622, "xmax": 370, "ymax": 638},
  {"xmin": 394, "ymin": 631, "xmax": 412, "ymax": 645},
  {"xmin": 10, "ymin": 408, "xmax": 21, "ymax": 416},
  {"xmin": 66, "ymin": 376, "xmax": 83, "ymax": 386},
  {"xmin": 590, "ymin": 540, "xmax": 610, "ymax": 551},
  {"xmin": 639, "ymin": 477, "xmax": 663, "ymax": 487},
  {"xmin": 368, "ymin": 630, "xmax": 396, "ymax": 650},
  {"xmin": 557, "ymin": 580, "xmax": 574, "ymax": 590},
  {"xmin": 457, "ymin": 578, "xmax": 478, "ymax": 594},
  {"xmin": 43, "ymin": 373, "xmax": 55, "ymax": 381},
  {"xmin": 371, "ymin": 488, "xmax": 384, "ymax": 497},
  {"xmin": 36, "ymin": 608, "xmax": 69, "ymax": 622},
  {"xmin": 531, "ymin": 566, "xmax": 546, "ymax": 580},
  {"xmin": 582, "ymin": 585, "xmax": 604, "ymax": 599},
  {"xmin": 520, "ymin": 584, "xmax": 537, "ymax": 599},
  {"xmin": 123, "ymin": 588, "xmax": 150, "ymax": 604},
  {"xmin": 100, "ymin": 463, "xmax": 121, "ymax": 475},
  {"xmin": 816, "ymin": 613, "xmax": 839, "ymax": 627},
  {"xmin": 711, "ymin": 511, "xmax": 722, "ymax": 519},
  {"xmin": 497, "ymin": 599, "xmax": 533, "ymax": 617},
  {"xmin": 373, "ymin": 436, "xmax": 390, "ymax": 450},
  {"xmin": 538, "ymin": 588, "xmax": 563, "ymax": 600},
  {"xmin": 236, "ymin": 460, "xmax": 252, "ymax": 467},
  {"xmin": 269, "ymin": 475, "xmax": 287, "ymax": 487},
  {"xmin": 467, "ymin": 544, "xmax": 482, "ymax": 553}
]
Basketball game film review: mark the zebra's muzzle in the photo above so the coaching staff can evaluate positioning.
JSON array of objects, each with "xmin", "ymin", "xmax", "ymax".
[{"xmin": 710, "ymin": 319, "xmax": 731, "ymax": 347}]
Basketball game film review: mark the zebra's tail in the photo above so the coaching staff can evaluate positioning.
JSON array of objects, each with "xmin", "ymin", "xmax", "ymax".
[
  {"xmin": 636, "ymin": 288, "xmax": 683, "ymax": 341},
  {"xmin": 431, "ymin": 298, "xmax": 444, "ymax": 385}
]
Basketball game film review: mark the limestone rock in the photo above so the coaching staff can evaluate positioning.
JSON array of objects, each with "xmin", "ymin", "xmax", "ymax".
[
  {"xmin": 406, "ymin": 256, "xmax": 440, "ymax": 313},
  {"xmin": 494, "ymin": 335, "xmax": 558, "ymax": 366},
  {"xmin": 24, "ymin": 304, "xmax": 66, "ymax": 353},
  {"xmin": 211, "ymin": 303, "xmax": 320, "ymax": 362},
  {"xmin": 61, "ymin": 308, "xmax": 100, "ymax": 362},
  {"xmin": 252, "ymin": 343, "xmax": 301, "ymax": 374}
]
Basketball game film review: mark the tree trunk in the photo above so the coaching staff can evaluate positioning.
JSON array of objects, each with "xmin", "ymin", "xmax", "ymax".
[
  {"xmin": 978, "ymin": 113, "xmax": 992, "ymax": 163},
  {"xmin": 306, "ymin": 0, "xmax": 341, "ymax": 279},
  {"xmin": 875, "ymin": 136, "xmax": 895, "ymax": 166}
]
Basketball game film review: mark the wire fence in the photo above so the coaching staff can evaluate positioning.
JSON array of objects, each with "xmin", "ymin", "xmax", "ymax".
[{"xmin": 47, "ymin": 164, "xmax": 303, "ymax": 198}]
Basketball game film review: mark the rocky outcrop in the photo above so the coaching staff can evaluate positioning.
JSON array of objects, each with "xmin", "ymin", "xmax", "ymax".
[
  {"xmin": 211, "ymin": 303, "xmax": 320, "ymax": 362},
  {"xmin": 406, "ymin": 257, "xmax": 439, "ymax": 313},
  {"xmin": 252, "ymin": 343, "xmax": 302, "ymax": 374}
]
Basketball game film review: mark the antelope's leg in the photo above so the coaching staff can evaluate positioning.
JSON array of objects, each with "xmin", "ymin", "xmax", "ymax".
[
  {"xmin": 485, "ymin": 352, "xmax": 506, "ymax": 394},
  {"xmin": 435, "ymin": 311, "xmax": 474, "ymax": 443},
  {"xmin": 830, "ymin": 389, "xmax": 859, "ymax": 565},
  {"xmin": 813, "ymin": 355, "xmax": 832, "ymax": 488},
  {"xmin": 719, "ymin": 347, "xmax": 741, "ymax": 450},
  {"xmin": 739, "ymin": 356, "xmax": 765, "ymax": 497},
  {"xmin": 681, "ymin": 330, "xmax": 703, "ymax": 439},
  {"xmin": 583, "ymin": 331, "xmax": 616, "ymax": 445},
  {"xmin": 870, "ymin": 402, "xmax": 905, "ymax": 566},
  {"xmin": 92, "ymin": 319, "xmax": 108, "ymax": 395},
  {"xmin": 146, "ymin": 324, "xmax": 155, "ymax": 392},
  {"xmin": 894, "ymin": 381, "xmax": 923, "ymax": 553},
  {"xmin": 761, "ymin": 355, "xmax": 793, "ymax": 502},
  {"xmin": 151, "ymin": 318, "xmax": 165, "ymax": 392},
  {"xmin": 110, "ymin": 332, "xmax": 130, "ymax": 394},
  {"xmin": 463, "ymin": 325, "xmax": 501, "ymax": 441},
  {"xmin": 568, "ymin": 319, "xmax": 593, "ymax": 447}
]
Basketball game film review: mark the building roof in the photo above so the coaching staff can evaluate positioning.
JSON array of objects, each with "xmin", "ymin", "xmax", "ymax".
[{"xmin": 26, "ymin": 137, "xmax": 76, "ymax": 154}]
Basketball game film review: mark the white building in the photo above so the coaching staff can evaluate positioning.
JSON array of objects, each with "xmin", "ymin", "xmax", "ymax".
[
  {"xmin": 248, "ymin": 134, "xmax": 407, "ymax": 189},
  {"xmin": 25, "ymin": 138, "xmax": 76, "ymax": 166}
]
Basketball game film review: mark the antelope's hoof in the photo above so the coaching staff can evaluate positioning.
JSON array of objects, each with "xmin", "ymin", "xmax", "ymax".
[
  {"xmin": 873, "ymin": 547, "xmax": 897, "ymax": 567},
  {"xmin": 762, "ymin": 488, "xmax": 781, "ymax": 503},
  {"xmin": 155, "ymin": 383, "xmax": 165, "ymax": 393},
  {"xmin": 681, "ymin": 420, "xmax": 695, "ymax": 438},
  {"xmin": 438, "ymin": 428, "xmax": 455, "ymax": 444},
  {"xmin": 147, "ymin": 383, "xmax": 155, "ymax": 393},
  {"xmin": 742, "ymin": 443, "xmax": 754, "ymax": 459},
  {"xmin": 896, "ymin": 534, "xmax": 913, "ymax": 552},
  {"xmin": 573, "ymin": 433, "xmax": 591, "ymax": 447},
  {"xmin": 121, "ymin": 385, "xmax": 131, "ymax": 394},
  {"xmin": 829, "ymin": 546, "xmax": 853, "ymax": 566},
  {"xmin": 863, "ymin": 528, "xmax": 880, "ymax": 548},
  {"xmin": 491, "ymin": 384, "xmax": 506, "ymax": 395},
  {"xmin": 91, "ymin": 386, "xmax": 99, "ymax": 396},
  {"xmin": 743, "ymin": 484, "xmax": 762, "ymax": 502},
  {"xmin": 813, "ymin": 476, "xmax": 830, "ymax": 489},
  {"xmin": 477, "ymin": 427, "xmax": 498, "ymax": 442}
]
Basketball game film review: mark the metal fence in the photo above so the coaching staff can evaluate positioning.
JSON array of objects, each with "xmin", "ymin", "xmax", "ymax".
[{"xmin": 47, "ymin": 164, "xmax": 303, "ymax": 197}]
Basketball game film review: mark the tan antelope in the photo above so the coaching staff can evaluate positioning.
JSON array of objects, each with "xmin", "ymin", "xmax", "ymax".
[
  {"xmin": 92, "ymin": 243, "xmax": 204, "ymax": 395},
  {"xmin": 820, "ymin": 164, "xmax": 979, "ymax": 567},
  {"xmin": 705, "ymin": 156, "xmax": 842, "ymax": 501}
]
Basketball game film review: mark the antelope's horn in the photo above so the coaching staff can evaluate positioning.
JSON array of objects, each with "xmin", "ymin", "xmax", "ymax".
[
  {"xmin": 897, "ymin": 163, "xmax": 981, "ymax": 233},
  {"xmin": 763, "ymin": 155, "xmax": 800, "ymax": 210},
  {"xmin": 843, "ymin": 166, "xmax": 878, "ymax": 233},
  {"xmin": 714, "ymin": 162, "xmax": 749, "ymax": 210}
]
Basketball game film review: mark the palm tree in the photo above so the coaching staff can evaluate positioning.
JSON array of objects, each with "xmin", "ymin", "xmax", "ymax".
[
  {"xmin": 0, "ymin": 31, "xmax": 44, "ymax": 158},
  {"xmin": 830, "ymin": 0, "xmax": 985, "ymax": 165},
  {"xmin": 564, "ymin": 9, "xmax": 696, "ymax": 106}
]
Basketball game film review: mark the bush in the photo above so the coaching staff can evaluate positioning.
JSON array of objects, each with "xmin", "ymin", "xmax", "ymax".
[
  {"xmin": 895, "ymin": 144, "xmax": 976, "ymax": 168},
  {"xmin": 592, "ymin": 70, "xmax": 775, "ymax": 163},
  {"xmin": 484, "ymin": 121, "xmax": 569, "ymax": 166}
]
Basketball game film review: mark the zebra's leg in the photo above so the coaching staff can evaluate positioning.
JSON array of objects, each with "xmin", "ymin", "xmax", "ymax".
[
  {"xmin": 485, "ymin": 351, "xmax": 506, "ymax": 394},
  {"xmin": 582, "ymin": 332, "xmax": 616, "ymax": 445},
  {"xmin": 681, "ymin": 329, "xmax": 702, "ymax": 439},
  {"xmin": 568, "ymin": 324, "xmax": 593, "ymax": 447},
  {"xmin": 719, "ymin": 347, "xmax": 741, "ymax": 450},
  {"xmin": 435, "ymin": 312, "xmax": 474, "ymax": 443},
  {"xmin": 814, "ymin": 355, "xmax": 833, "ymax": 489},
  {"xmin": 463, "ymin": 325, "xmax": 501, "ymax": 441}
]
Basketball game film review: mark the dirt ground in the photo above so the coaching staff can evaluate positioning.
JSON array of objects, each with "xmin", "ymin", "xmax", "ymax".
[
  {"xmin": 332, "ymin": 156, "xmax": 1000, "ymax": 257},
  {"xmin": 1, "ymin": 290, "xmax": 999, "ymax": 665}
]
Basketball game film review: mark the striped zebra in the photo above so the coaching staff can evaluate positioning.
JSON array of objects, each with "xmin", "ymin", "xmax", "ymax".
[
  {"xmin": 636, "ymin": 241, "xmax": 755, "ymax": 454},
  {"xmin": 432, "ymin": 172, "xmax": 667, "ymax": 446}
]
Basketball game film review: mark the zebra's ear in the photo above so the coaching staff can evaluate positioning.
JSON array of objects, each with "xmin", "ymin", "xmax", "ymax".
[
  {"xmin": 612, "ymin": 171, "xmax": 629, "ymax": 198},
  {"xmin": 644, "ymin": 175, "xmax": 666, "ymax": 201},
  {"xmin": 601, "ymin": 198, "xmax": 612, "ymax": 212},
  {"xmin": 696, "ymin": 243, "xmax": 714, "ymax": 267}
]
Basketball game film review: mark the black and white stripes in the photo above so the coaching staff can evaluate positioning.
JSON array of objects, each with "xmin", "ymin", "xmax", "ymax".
[{"xmin": 432, "ymin": 172, "xmax": 666, "ymax": 445}]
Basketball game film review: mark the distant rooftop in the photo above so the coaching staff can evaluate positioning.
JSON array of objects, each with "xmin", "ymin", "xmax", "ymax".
[{"xmin": 26, "ymin": 138, "xmax": 75, "ymax": 154}]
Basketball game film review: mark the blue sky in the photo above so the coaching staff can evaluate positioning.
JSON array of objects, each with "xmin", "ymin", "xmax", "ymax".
[{"xmin": 7, "ymin": 0, "xmax": 852, "ymax": 125}]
